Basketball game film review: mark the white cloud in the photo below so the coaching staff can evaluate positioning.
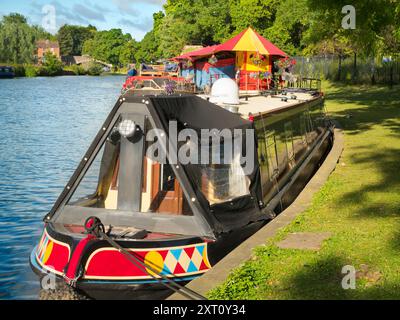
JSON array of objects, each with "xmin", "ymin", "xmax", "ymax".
[
  {"xmin": 112, "ymin": 0, "xmax": 165, "ymax": 17},
  {"xmin": 73, "ymin": 4, "xmax": 106, "ymax": 22},
  {"xmin": 25, "ymin": 0, "xmax": 164, "ymax": 37},
  {"xmin": 118, "ymin": 17, "xmax": 153, "ymax": 31}
]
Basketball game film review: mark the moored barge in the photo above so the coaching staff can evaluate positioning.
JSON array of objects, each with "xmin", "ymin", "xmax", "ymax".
[
  {"xmin": 30, "ymin": 77, "xmax": 334, "ymax": 300},
  {"xmin": 0, "ymin": 66, "xmax": 15, "ymax": 79}
]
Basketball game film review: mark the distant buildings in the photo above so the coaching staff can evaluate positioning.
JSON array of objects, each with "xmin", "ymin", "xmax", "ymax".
[
  {"xmin": 35, "ymin": 39, "xmax": 112, "ymax": 71},
  {"xmin": 62, "ymin": 55, "xmax": 94, "ymax": 67},
  {"xmin": 61, "ymin": 55, "xmax": 112, "ymax": 70},
  {"xmin": 36, "ymin": 40, "xmax": 60, "ymax": 63}
]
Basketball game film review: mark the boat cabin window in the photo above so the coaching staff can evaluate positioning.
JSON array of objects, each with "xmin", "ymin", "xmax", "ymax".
[
  {"xmin": 196, "ymin": 164, "xmax": 251, "ymax": 206},
  {"xmin": 67, "ymin": 116, "xmax": 193, "ymax": 216},
  {"xmin": 188, "ymin": 144, "xmax": 251, "ymax": 206}
]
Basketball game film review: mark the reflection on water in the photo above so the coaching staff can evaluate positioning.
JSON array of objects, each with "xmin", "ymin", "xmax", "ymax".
[{"xmin": 0, "ymin": 76, "xmax": 125, "ymax": 299}]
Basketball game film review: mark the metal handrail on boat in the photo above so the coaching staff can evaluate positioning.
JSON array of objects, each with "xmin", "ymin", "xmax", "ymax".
[
  {"xmin": 291, "ymin": 76, "xmax": 322, "ymax": 92},
  {"xmin": 249, "ymin": 75, "xmax": 322, "ymax": 95}
]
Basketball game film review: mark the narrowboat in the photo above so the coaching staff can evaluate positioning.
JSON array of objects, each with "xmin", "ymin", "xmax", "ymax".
[
  {"xmin": 30, "ymin": 78, "xmax": 334, "ymax": 300},
  {"xmin": 0, "ymin": 66, "xmax": 15, "ymax": 79}
]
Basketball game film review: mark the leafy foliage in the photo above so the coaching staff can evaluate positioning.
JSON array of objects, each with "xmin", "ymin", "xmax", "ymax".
[
  {"xmin": 229, "ymin": 0, "xmax": 279, "ymax": 34},
  {"xmin": 87, "ymin": 62, "xmax": 104, "ymax": 76},
  {"xmin": 0, "ymin": 13, "xmax": 51, "ymax": 64},
  {"xmin": 141, "ymin": 0, "xmax": 400, "ymax": 60},
  {"xmin": 41, "ymin": 52, "xmax": 63, "ymax": 76},
  {"xmin": 57, "ymin": 24, "xmax": 97, "ymax": 56},
  {"xmin": 120, "ymin": 40, "xmax": 139, "ymax": 65},
  {"xmin": 155, "ymin": 0, "xmax": 233, "ymax": 58},
  {"xmin": 265, "ymin": 0, "xmax": 310, "ymax": 56},
  {"xmin": 134, "ymin": 30, "xmax": 161, "ymax": 63},
  {"xmin": 304, "ymin": 0, "xmax": 397, "ymax": 56},
  {"xmin": 83, "ymin": 29, "xmax": 132, "ymax": 66},
  {"xmin": 135, "ymin": 11, "xmax": 165, "ymax": 63},
  {"xmin": 24, "ymin": 65, "xmax": 40, "ymax": 77},
  {"xmin": 65, "ymin": 64, "xmax": 87, "ymax": 76},
  {"xmin": 2, "ymin": 2, "xmax": 400, "ymax": 71}
]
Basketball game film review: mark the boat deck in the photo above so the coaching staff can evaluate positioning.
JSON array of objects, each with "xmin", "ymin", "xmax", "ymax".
[
  {"xmin": 199, "ymin": 91, "xmax": 320, "ymax": 119},
  {"xmin": 125, "ymin": 89, "xmax": 321, "ymax": 119},
  {"xmin": 238, "ymin": 92, "xmax": 318, "ymax": 116}
]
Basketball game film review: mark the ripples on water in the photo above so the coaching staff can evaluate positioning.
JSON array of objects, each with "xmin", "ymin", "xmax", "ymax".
[{"xmin": 0, "ymin": 76, "xmax": 125, "ymax": 299}]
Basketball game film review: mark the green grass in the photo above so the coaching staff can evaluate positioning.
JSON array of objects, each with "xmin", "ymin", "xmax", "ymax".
[{"xmin": 208, "ymin": 81, "xmax": 400, "ymax": 300}]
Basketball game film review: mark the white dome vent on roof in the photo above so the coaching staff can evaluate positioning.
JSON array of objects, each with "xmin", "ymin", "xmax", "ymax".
[{"xmin": 209, "ymin": 78, "xmax": 240, "ymax": 105}]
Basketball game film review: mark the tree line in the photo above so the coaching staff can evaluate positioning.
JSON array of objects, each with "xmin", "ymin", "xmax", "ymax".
[
  {"xmin": 0, "ymin": 13, "xmax": 138, "ymax": 68},
  {"xmin": 0, "ymin": 13, "xmax": 52, "ymax": 64},
  {"xmin": 1, "ymin": 1, "xmax": 399, "ymax": 68},
  {"xmin": 144, "ymin": 0, "xmax": 400, "ymax": 60}
]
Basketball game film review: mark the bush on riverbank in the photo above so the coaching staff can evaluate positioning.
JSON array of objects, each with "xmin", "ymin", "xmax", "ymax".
[
  {"xmin": 13, "ymin": 65, "xmax": 26, "ymax": 77},
  {"xmin": 8, "ymin": 63, "xmax": 63, "ymax": 77},
  {"xmin": 87, "ymin": 62, "xmax": 104, "ymax": 76},
  {"xmin": 2, "ymin": 61, "xmax": 120, "ymax": 77},
  {"xmin": 24, "ymin": 65, "xmax": 40, "ymax": 77},
  {"xmin": 64, "ymin": 65, "xmax": 87, "ymax": 76},
  {"xmin": 41, "ymin": 52, "xmax": 64, "ymax": 76}
]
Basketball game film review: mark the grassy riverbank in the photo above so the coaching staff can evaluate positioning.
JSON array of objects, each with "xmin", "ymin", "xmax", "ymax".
[{"xmin": 209, "ymin": 81, "xmax": 400, "ymax": 300}]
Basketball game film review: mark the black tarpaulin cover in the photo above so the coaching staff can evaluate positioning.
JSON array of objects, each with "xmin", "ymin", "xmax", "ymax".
[
  {"xmin": 149, "ymin": 95, "xmax": 252, "ymax": 131},
  {"xmin": 148, "ymin": 95, "xmax": 266, "ymax": 233}
]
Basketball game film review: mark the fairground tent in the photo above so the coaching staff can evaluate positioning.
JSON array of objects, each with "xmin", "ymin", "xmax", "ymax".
[{"xmin": 174, "ymin": 28, "xmax": 287, "ymax": 91}]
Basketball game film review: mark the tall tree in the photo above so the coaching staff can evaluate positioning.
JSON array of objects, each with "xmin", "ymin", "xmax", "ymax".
[
  {"xmin": 57, "ymin": 25, "xmax": 74, "ymax": 56},
  {"xmin": 157, "ymin": 0, "xmax": 233, "ymax": 58},
  {"xmin": 120, "ymin": 39, "xmax": 139, "ymax": 65},
  {"xmin": 157, "ymin": 15, "xmax": 189, "ymax": 58},
  {"xmin": 229, "ymin": 0, "xmax": 279, "ymax": 34},
  {"xmin": 136, "ymin": 11, "xmax": 165, "ymax": 62},
  {"xmin": 83, "ymin": 29, "xmax": 132, "ymax": 66},
  {"xmin": 57, "ymin": 25, "xmax": 97, "ymax": 56},
  {"xmin": 264, "ymin": 0, "xmax": 310, "ymax": 56},
  {"xmin": 42, "ymin": 52, "xmax": 63, "ymax": 76},
  {"xmin": 396, "ymin": 1, "xmax": 400, "ymax": 37},
  {"xmin": 304, "ymin": 0, "xmax": 396, "ymax": 57},
  {"xmin": 135, "ymin": 31, "xmax": 160, "ymax": 63},
  {"xmin": 0, "ymin": 13, "xmax": 50, "ymax": 63}
]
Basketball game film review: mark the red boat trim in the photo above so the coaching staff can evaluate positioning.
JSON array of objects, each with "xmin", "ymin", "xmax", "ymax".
[
  {"xmin": 64, "ymin": 234, "xmax": 96, "ymax": 284},
  {"xmin": 83, "ymin": 242, "xmax": 212, "ymax": 281},
  {"xmin": 35, "ymin": 229, "xmax": 71, "ymax": 276}
]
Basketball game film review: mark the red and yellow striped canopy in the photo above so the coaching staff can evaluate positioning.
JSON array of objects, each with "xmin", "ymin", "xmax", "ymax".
[
  {"xmin": 217, "ymin": 27, "xmax": 286, "ymax": 56},
  {"xmin": 174, "ymin": 28, "xmax": 287, "ymax": 60}
]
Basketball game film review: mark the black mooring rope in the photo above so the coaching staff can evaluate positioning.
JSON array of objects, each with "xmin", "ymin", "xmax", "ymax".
[{"xmin": 84, "ymin": 217, "xmax": 206, "ymax": 301}]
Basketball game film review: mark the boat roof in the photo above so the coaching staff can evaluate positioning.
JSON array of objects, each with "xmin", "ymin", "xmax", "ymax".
[
  {"xmin": 124, "ymin": 89, "xmax": 322, "ymax": 120},
  {"xmin": 148, "ymin": 94, "xmax": 252, "ymax": 131},
  {"xmin": 197, "ymin": 91, "xmax": 321, "ymax": 119}
]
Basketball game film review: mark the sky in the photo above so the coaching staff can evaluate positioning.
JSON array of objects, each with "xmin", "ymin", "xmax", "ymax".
[{"xmin": 0, "ymin": 0, "xmax": 167, "ymax": 40}]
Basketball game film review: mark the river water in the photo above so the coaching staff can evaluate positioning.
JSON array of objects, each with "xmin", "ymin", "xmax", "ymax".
[{"xmin": 0, "ymin": 76, "xmax": 125, "ymax": 299}]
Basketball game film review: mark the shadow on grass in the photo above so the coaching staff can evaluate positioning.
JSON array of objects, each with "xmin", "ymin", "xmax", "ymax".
[
  {"xmin": 340, "ymin": 146, "xmax": 400, "ymax": 218},
  {"xmin": 278, "ymin": 255, "xmax": 351, "ymax": 300},
  {"xmin": 281, "ymin": 255, "xmax": 400, "ymax": 300},
  {"xmin": 326, "ymin": 84, "xmax": 400, "ymax": 136},
  {"xmin": 278, "ymin": 84, "xmax": 400, "ymax": 300},
  {"xmin": 326, "ymin": 84, "xmax": 400, "ymax": 218}
]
